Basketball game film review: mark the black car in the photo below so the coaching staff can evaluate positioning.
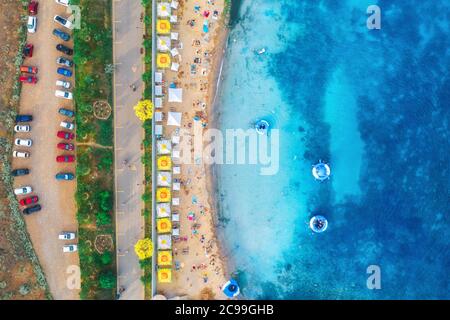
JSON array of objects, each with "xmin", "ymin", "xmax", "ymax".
[
  {"xmin": 23, "ymin": 204, "xmax": 41, "ymax": 215},
  {"xmin": 58, "ymin": 108, "xmax": 75, "ymax": 118},
  {"xmin": 52, "ymin": 28, "xmax": 71, "ymax": 41},
  {"xmin": 12, "ymin": 168, "xmax": 30, "ymax": 177},
  {"xmin": 56, "ymin": 44, "xmax": 73, "ymax": 56},
  {"xmin": 16, "ymin": 114, "xmax": 33, "ymax": 122}
]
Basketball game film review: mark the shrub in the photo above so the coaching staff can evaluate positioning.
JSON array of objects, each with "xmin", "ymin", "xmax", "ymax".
[
  {"xmin": 99, "ymin": 271, "xmax": 116, "ymax": 289},
  {"xmin": 100, "ymin": 251, "xmax": 112, "ymax": 265},
  {"xmin": 96, "ymin": 212, "xmax": 111, "ymax": 226}
]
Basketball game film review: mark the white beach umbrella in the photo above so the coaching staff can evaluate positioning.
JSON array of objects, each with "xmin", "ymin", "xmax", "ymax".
[
  {"xmin": 170, "ymin": 32, "xmax": 179, "ymax": 40},
  {"xmin": 168, "ymin": 88, "xmax": 182, "ymax": 102},
  {"xmin": 172, "ymin": 182, "xmax": 180, "ymax": 191},
  {"xmin": 155, "ymin": 72, "xmax": 163, "ymax": 83},
  {"xmin": 155, "ymin": 111, "xmax": 163, "ymax": 122},
  {"xmin": 157, "ymin": 3, "xmax": 171, "ymax": 17},
  {"xmin": 171, "ymin": 0, "xmax": 179, "ymax": 9},
  {"xmin": 157, "ymin": 139, "xmax": 172, "ymax": 155},
  {"xmin": 157, "ymin": 203, "xmax": 171, "ymax": 218},
  {"xmin": 158, "ymin": 172, "xmax": 172, "ymax": 187},
  {"xmin": 155, "ymin": 124, "xmax": 163, "ymax": 136},
  {"xmin": 170, "ymin": 15, "xmax": 178, "ymax": 23},
  {"xmin": 155, "ymin": 97, "xmax": 163, "ymax": 108},
  {"xmin": 157, "ymin": 234, "xmax": 172, "ymax": 250},
  {"xmin": 172, "ymin": 197, "xmax": 180, "ymax": 206},
  {"xmin": 155, "ymin": 85, "xmax": 163, "ymax": 96},
  {"xmin": 172, "ymin": 150, "xmax": 180, "ymax": 159},
  {"xmin": 167, "ymin": 111, "xmax": 182, "ymax": 126},
  {"xmin": 171, "ymin": 62, "xmax": 180, "ymax": 72},
  {"xmin": 173, "ymin": 166, "xmax": 181, "ymax": 175},
  {"xmin": 157, "ymin": 37, "xmax": 171, "ymax": 52},
  {"xmin": 172, "ymin": 135, "xmax": 180, "ymax": 144},
  {"xmin": 170, "ymin": 47, "xmax": 179, "ymax": 57}
]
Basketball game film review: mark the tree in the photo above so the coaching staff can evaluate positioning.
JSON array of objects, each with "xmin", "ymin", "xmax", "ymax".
[
  {"xmin": 134, "ymin": 238, "xmax": 153, "ymax": 260},
  {"xmin": 98, "ymin": 271, "xmax": 116, "ymax": 289},
  {"xmin": 133, "ymin": 100, "xmax": 153, "ymax": 122},
  {"xmin": 142, "ymin": 71, "xmax": 152, "ymax": 83},
  {"xmin": 100, "ymin": 251, "xmax": 112, "ymax": 265},
  {"xmin": 96, "ymin": 211, "xmax": 111, "ymax": 226}
]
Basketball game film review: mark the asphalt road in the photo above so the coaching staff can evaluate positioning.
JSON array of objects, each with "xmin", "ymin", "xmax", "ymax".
[
  {"xmin": 12, "ymin": 1, "xmax": 79, "ymax": 299},
  {"xmin": 112, "ymin": 0, "xmax": 145, "ymax": 300}
]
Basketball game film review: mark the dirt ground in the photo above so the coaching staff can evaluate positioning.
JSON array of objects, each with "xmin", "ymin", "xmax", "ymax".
[
  {"xmin": 0, "ymin": 0, "xmax": 48, "ymax": 300},
  {"xmin": 12, "ymin": 1, "xmax": 80, "ymax": 299}
]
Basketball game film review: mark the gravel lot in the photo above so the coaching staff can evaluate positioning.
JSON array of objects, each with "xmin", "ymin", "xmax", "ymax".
[{"xmin": 12, "ymin": 1, "xmax": 79, "ymax": 300}]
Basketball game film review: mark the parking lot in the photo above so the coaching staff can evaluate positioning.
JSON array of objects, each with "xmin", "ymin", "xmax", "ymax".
[{"xmin": 12, "ymin": 0, "xmax": 79, "ymax": 299}]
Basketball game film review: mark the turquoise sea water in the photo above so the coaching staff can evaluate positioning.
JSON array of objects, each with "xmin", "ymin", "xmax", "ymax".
[{"xmin": 214, "ymin": 0, "xmax": 450, "ymax": 299}]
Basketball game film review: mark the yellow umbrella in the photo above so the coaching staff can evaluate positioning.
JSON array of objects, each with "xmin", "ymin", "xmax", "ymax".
[
  {"xmin": 157, "ymin": 20, "xmax": 171, "ymax": 34},
  {"xmin": 157, "ymin": 218, "xmax": 172, "ymax": 233},
  {"xmin": 157, "ymin": 187, "xmax": 171, "ymax": 202},
  {"xmin": 157, "ymin": 250, "xmax": 172, "ymax": 266},
  {"xmin": 158, "ymin": 156, "xmax": 172, "ymax": 170},
  {"xmin": 158, "ymin": 269, "xmax": 172, "ymax": 283},
  {"xmin": 157, "ymin": 53, "xmax": 171, "ymax": 68}
]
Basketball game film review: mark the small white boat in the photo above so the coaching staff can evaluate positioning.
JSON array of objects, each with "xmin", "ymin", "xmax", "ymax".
[{"xmin": 257, "ymin": 48, "xmax": 266, "ymax": 55}]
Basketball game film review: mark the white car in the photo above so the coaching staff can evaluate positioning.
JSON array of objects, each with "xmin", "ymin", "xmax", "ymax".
[
  {"xmin": 60, "ymin": 121, "xmax": 75, "ymax": 130},
  {"xmin": 13, "ymin": 150, "xmax": 30, "ymax": 158},
  {"xmin": 56, "ymin": 80, "xmax": 71, "ymax": 89},
  {"xmin": 55, "ymin": 90, "xmax": 73, "ymax": 100},
  {"xmin": 63, "ymin": 244, "xmax": 78, "ymax": 253},
  {"xmin": 27, "ymin": 16, "xmax": 37, "ymax": 33},
  {"xmin": 59, "ymin": 232, "xmax": 76, "ymax": 240},
  {"xmin": 14, "ymin": 125, "xmax": 31, "ymax": 132},
  {"xmin": 55, "ymin": 0, "xmax": 70, "ymax": 7},
  {"xmin": 14, "ymin": 186, "xmax": 32, "ymax": 195},
  {"xmin": 53, "ymin": 15, "xmax": 73, "ymax": 29},
  {"xmin": 15, "ymin": 138, "xmax": 33, "ymax": 147}
]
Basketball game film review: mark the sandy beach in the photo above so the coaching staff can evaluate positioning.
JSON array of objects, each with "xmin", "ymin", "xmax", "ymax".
[{"xmin": 156, "ymin": 0, "xmax": 230, "ymax": 299}]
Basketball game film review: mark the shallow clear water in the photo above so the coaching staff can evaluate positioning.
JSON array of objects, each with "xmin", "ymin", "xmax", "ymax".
[{"xmin": 215, "ymin": 0, "xmax": 450, "ymax": 299}]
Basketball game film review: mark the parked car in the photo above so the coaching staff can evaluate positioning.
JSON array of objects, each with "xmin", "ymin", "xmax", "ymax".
[
  {"xmin": 20, "ymin": 66, "xmax": 38, "ymax": 74},
  {"xmin": 16, "ymin": 115, "xmax": 33, "ymax": 122},
  {"xmin": 52, "ymin": 28, "xmax": 71, "ymax": 41},
  {"xmin": 56, "ymin": 79, "xmax": 71, "ymax": 89},
  {"xmin": 15, "ymin": 138, "xmax": 33, "ymax": 147},
  {"xmin": 23, "ymin": 44, "xmax": 34, "ymax": 58},
  {"xmin": 14, "ymin": 124, "xmax": 31, "ymax": 132},
  {"xmin": 56, "ymin": 56, "xmax": 73, "ymax": 67},
  {"xmin": 56, "ymin": 172, "xmax": 75, "ymax": 180},
  {"xmin": 57, "ymin": 130, "xmax": 74, "ymax": 140},
  {"xmin": 58, "ymin": 108, "xmax": 75, "ymax": 118},
  {"xmin": 56, "ymin": 44, "xmax": 73, "ymax": 55},
  {"xmin": 55, "ymin": 90, "xmax": 73, "ymax": 100},
  {"xmin": 56, "ymin": 155, "xmax": 75, "ymax": 163},
  {"xmin": 57, "ymin": 67, "xmax": 72, "ymax": 77},
  {"xmin": 57, "ymin": 142, "xmax": 74, "ymax": 150},
  {"xmin": 53, "ymin": 15, "xmax": 73, "ymax": 29},
  {"xmin": 60, "ymin": 121, "xmax": 74, "ymax": 130},
  {"xmin": 13, "ymin": 150, "xmax": 30, "ymax": 158},
  {"xmin": 19, "ymin": 196, "xmax": 39, "ymax": 206},
  {"xmin": 19, "ymin": 76, "xmax": 37, "ymax": 84},
  {"xmin": 59, "ymin": 232, "xmax": 76, "ymax": 240},
  {"xmin": 23, "ymin": 204, "xmax": 42, "ymax": 215},
  {"xmin": 12, "ymin": 168, "xmax": 30, "ymax": 177},
  {"xmin": 14, "ymin": 186, "xmax": 32, "ymax": 195},
  {"xmin": 27, "ymin": 16, "xmax": 37, "ymax": 33},
  {"xmin": 28, "ymin": 1, "xmax": 38, "ymax": 15},
  {"xmin": 63, "ymin": 244, "xmax": 78, "ymax": 253},
  {"xmin": 55, "ymin": 0, "xmax": 70, "ymax": 7}
]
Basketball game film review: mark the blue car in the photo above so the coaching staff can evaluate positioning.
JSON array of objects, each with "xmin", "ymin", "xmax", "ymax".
[
  {"xmin": 56, "ymin": 173, "xmax": 75, "ymax": 181},
  {"xmin": 58, "ymin": 108, "xmax": 75, "ymax": 118},
  {"xmin": 16, "ymin": 115, "xmax": 33, "ymax": 122},
  {"xmin": 57, "ymin": 67, "xmax": 72, "ymax": 77},
  {"xmin": 52, "ymin": 28, "xmax": 71, "ymax": 41}
]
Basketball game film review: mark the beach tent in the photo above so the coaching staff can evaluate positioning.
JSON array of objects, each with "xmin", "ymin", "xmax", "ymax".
[
  {"xmin": 155, "ymin": 97, "xmax": 163, "ymax": 108},
  {"xmin": 168, "ymin": 88, "xmax": 183, "ymax": 103},
  {"xmin": 155, "ymin": 124, "xmax": 163, "ymax": 136},
  {"xmin": 155, "ymin": 85, "xmax": 163, "ymax": 96},
  {"xmin": 157, "ymin": 3, "xmax": 171, "ymax": 17},
  {"xmin": 157, "ymin": 156, "xmax": 172, "ymax": 171},
  {"xmin": 157, "ymin": 187, "xmax": 171, "ymax": 203},
  {"xmin": 170, "ymin": 62, "xmax": 180, "ymax": 72},
  {"xmin": 170, "ymin": 47, "xmax": 179, "ymax": 57},
  {"xmin": 167, "ymin": 111, "xmax": 182, "ymax": 126},
  {"xmin": 157, "ymin": 37, "xmax": 171, "ymax": 52},
  {"xmin": 157, "ymin": 218, "xmax": 172, "ymax": 233},
  {"xmin": 157, "ymin": 269, "xmax": 172, "ymax": 283},
  {"xmin": 173, "ymin": 166, "xmax": 181, "ymax": 175},
  {"xmin": 156, "ymin": 20, "xmax": 171, "ymax": 34},
  {"xmin": 156, "ymin": 203, "xmax": 171, "ymax": 218},
  {"xmin": 155, "ymin": 72, "xmax": 163, "ymax": 84},
  {"xmin": 170, "ymin": 15, "xmax": 178, "ymax": 23},
  {"xmin": 157, "ymin": 250, "xmax": 172, "ymax": 266},
  {"xmin": 157, "ymin": 139, "xmax": 171, "ymax": 154},
  {"xmin": 222, "ymin": 279, "xmax": 240, "ymax": 298},
  {"xmin": 171, "ymin": 32, "xmax": 179, "ymax": 40},
  {"xmin": 158, "ymin": 172, "xmax": 172, "ymax": 187},
  {"xmin": 157, "ymin": 53, "xmax": 171, "ymax": 69},
  {"xmin": 157, "ymin": 235, "xmax": 172, "ymax": 250},
  {"xmin": 155, "ymin": 111, "xmax": 163, "ymax": 122}
]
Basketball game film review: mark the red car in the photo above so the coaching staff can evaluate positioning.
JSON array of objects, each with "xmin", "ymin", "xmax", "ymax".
[
  {"xmin": 57, "ymin": 130, "xmax": 75, "ymax": 140},
  {"xmin": 57, "ymin": 142, "xmax": 75, "ymax": 151},
  {"xmin": 20, "ymin": 66, "xmax": 38, "ymax": 74},
  {"xmin": 56, "ymin": 155, "xmax": 75, "ymax": 163},
  {"xmin": 19, "ymin": 75, "xmax": 37, "ymax": 84},
  {"xmin": 19, "ymin": 196, "xmax": 39, "ymax": 206},
  {"xmin": 28, "ymin": 1, "xmax": 38, "ymax": 15},
  {"xmin": 23, "ymin": 44, "xmax": 34, "ymax": 58}
]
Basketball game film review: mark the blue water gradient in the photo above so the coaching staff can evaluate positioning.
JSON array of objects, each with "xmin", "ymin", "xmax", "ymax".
[{"xmin": 215, "ymin": 0, "xmax": 450, "ymax": 299}]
